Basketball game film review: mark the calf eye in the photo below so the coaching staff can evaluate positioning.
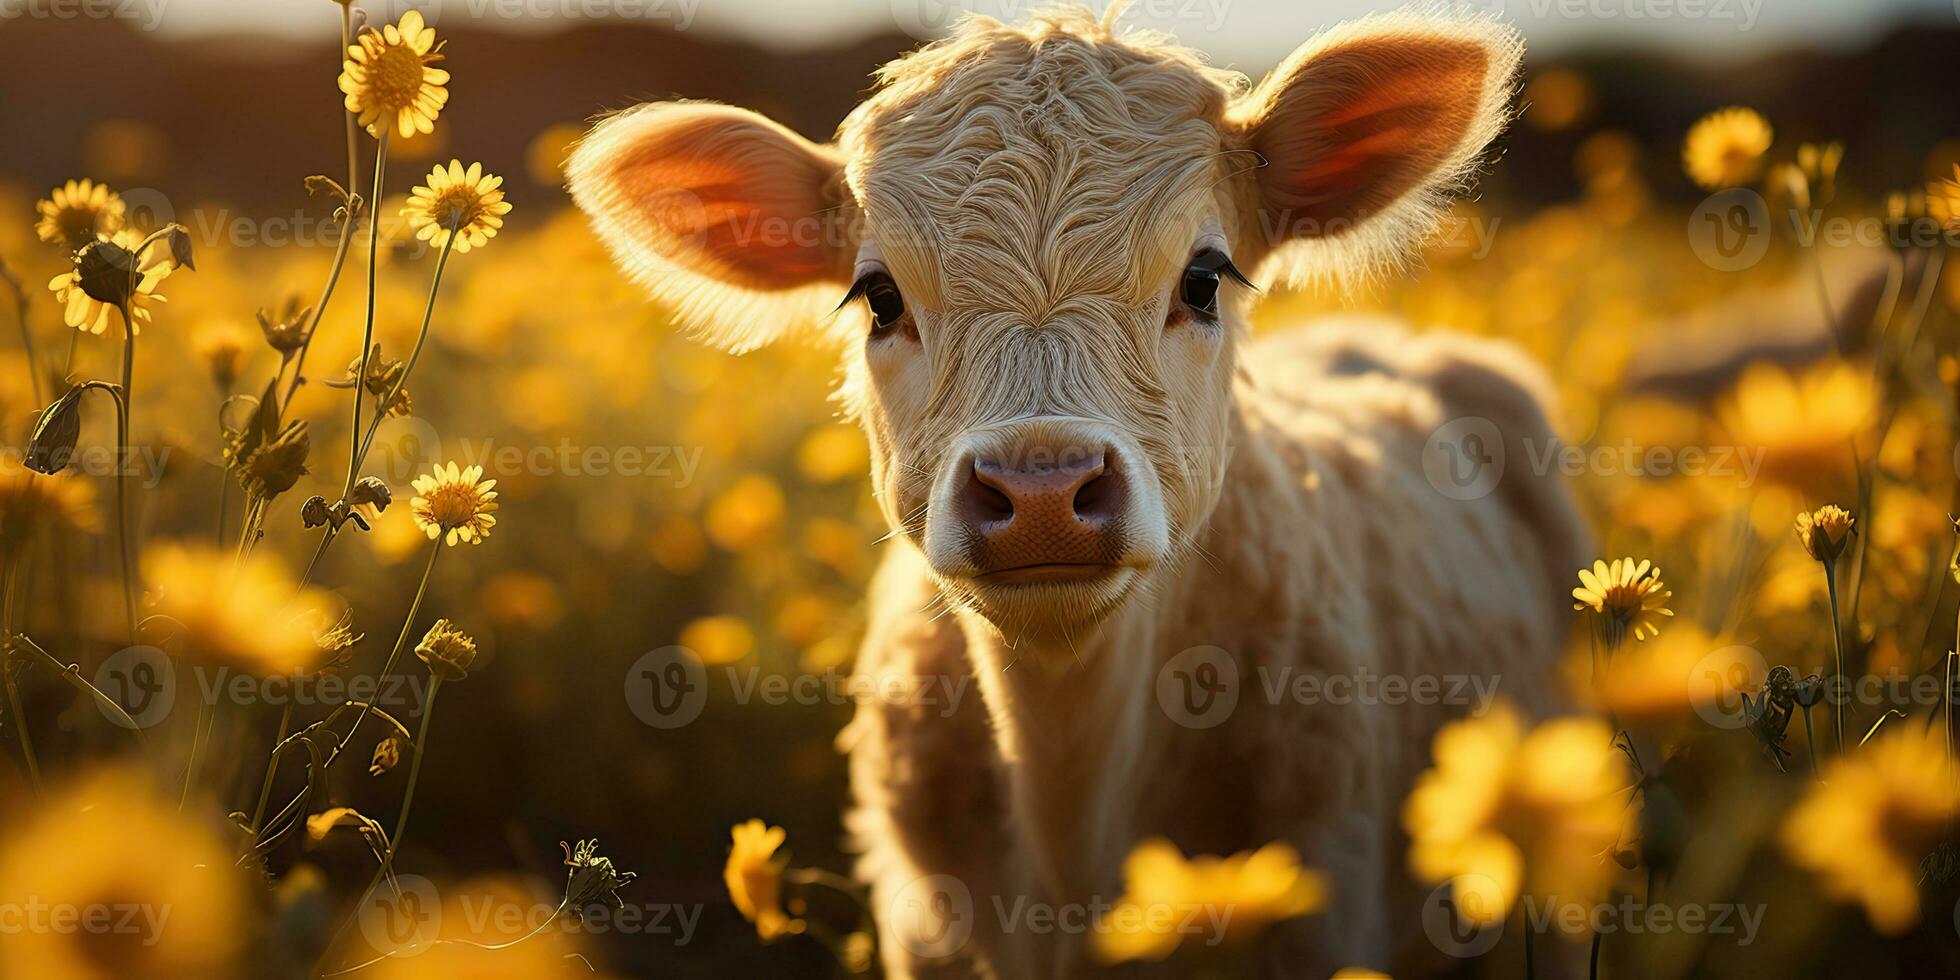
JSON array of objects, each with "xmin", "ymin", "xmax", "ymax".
[
  {"xmin": 842, "ymin": 270, "xmax": 908, "ymax": 337},
  {"xmin": 1178, "ymin": 248, "xmax": 1254, "ymax": 321}
]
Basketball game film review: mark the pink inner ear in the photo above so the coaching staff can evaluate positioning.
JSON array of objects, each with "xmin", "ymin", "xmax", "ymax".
[
  {"xmin": 1255, "ymin": 38, "xmax": 1489, "ymax": 229},
  {"xmin": 615, "ymin": 121, "xmax": 844, "ymax": 293}
]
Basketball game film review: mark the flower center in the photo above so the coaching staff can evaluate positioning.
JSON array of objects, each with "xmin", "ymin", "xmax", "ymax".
[
  {"xmin": 431, "ymin": 186, "xmax": 482, "ymax": 230},
  {"xmin": 427, "ymin": 483, "xmax": 482, "ymax": 528},
  {"xmin": 369, "ymin": 44, "xmax": 428, "ymax": 111},
  {"xmin": 56, "ymin": 206, "xmax": 100, "ymax": 245}
]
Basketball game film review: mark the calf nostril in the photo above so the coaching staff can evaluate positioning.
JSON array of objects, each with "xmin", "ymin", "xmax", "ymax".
[
  {"xmin": 968, "ymin": 469, "xmax": 1015, "ymax": 523},
  {"xmin": 1072, "ymin": 467, "xmax": 1116, "ymax": 521}
]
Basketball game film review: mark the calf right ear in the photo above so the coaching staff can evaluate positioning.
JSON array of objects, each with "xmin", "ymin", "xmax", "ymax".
[{"xmin": 567, "ymin": 102, "xmax": 860, "ymax": 352}]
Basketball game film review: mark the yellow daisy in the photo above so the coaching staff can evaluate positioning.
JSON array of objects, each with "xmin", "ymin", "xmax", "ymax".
[
  {"xmin": 1782, "ymin": 728, "xmax": 1960, "ymax": 934},
  {"xmin": 724, "ymin": 820, "xmax": 803, "ymax": 942},
  {"xmin": 45, "ymin": 228, "xmax": 172, "ymax": 335},
  {"xmin": 34, "ymin": 178, "xmax": 125, "ymax": 249},
  {"xmin": 1794, "ymin": 504, "xmax": 1856, "ymax": 564},
  {"xmin": 0, "ymin": 457, "xmax": 99, "ymax": 549},
  {"xmin": 410, "ymin": 461, "xmax": 499, "ymax": 545},
  {"xmin": 415, "ymin": 618, "xmax": 479, "ymax": 682},
  {"xmin": 1404, "ymin": 704, "xmax": 1633, "ymax": 928},
  {"xmin": 1682, "ymin": 107, "xmax": 1772, "ymax": 190},
  {"xmin": 143, "ymin": 542, "xmax": 337, "ymax": 675},
  {"xmin": 1094, "ymin": 838, "xmax": 1325, "ymax": 964},
  {"xmin": 403, "ymin": 160, "xmax": 512, "ymax": 253},
  {"xmin": 1571, "ymin": 557, "xmax": 1674, "ymax": 643},
  {"xmin": 338, "ymin": 9, "xmax": 449, "ymax": 140}
]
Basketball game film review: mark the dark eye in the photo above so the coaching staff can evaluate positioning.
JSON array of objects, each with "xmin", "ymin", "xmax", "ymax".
[
  {"xmin": 842, "ymin": 270, "xmax": 908, "ymax": 337},
  {"xmin": 1179, "ymin": 248, "xmax": 1253, "ymax": 320}
]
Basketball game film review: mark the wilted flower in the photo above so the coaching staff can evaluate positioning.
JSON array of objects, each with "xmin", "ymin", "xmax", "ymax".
[
  {"xmin": 1404, "ymin": 704, "xmax": 1633, "ymax": 927},
  {"xmin": 403, "ymin": 160, "xmax": 511, "ymax": 253},
  {"xmin": 1795, "ymin": 505, "xmax": 1856, "ymax": 564},
  {"xmin": 237, "ymin": 419, "xmax": 311, "ymax": 501},
  {"xmin": 327, "ymin": 344, "xmax": 411, "ymax": 417},
  {"xmin": 193, "ymin": 320, "xmax": 251, "ymax": 390},
  {"xmin": 339, "ymin": 9, "xmax": 449, "ymax": 140},
  {"xmin": 724, "ymin": 820, "xmax": 802, "ymax": 942},
  {"xmin": 1571, "ymin": 557, "xmax": 1674, "ymax": 644},
  {"xmin": 47, "ymin": 229, "xmax": 171, "ymax": 334},
  {"xmin": 300, "ymin": 494, "xmax": 332, "ymax": 528},
  {"xmin": 1783, "ymin": 729, "xmax": 1960, "ymax": 934},
  {"xmin": 256, "ymin": 297, "xmax": 314, "ymax": 354},
  {"xmin": 414, "ymin": 618, "xmax": 478, "ymax": 681},
  {"xmin": 34, "ymin": 178, "xmax": 124, "ymax": 249},
  {"xmin": 369, "ymin": 736, "xmax": 403, "ymax": 777},
  {"xmin": 562, "ymin": 838, "xmax": 638, "ymax": 915},
  {"xmin": 306, "ymin": 806, "xmax": 387, "ymax": 848},
  {"xmin": 143, "ymin": 543, "xmax": 333, "ymax": 674},
  {"xmin": 23, "ymin": 385, "xmax": 88, "ymax": 475},
  {"xmin": 411, "ymin": 462, "xmax": 498, "ymax": 545},
  {"xmin": 1683, "ymin": 107, "xmax": 1772, "ymax": 190},
  {"xmin": 0, "ymin": 768, "xmax": 245, "ymax": 979},
  {"xmin": 1094, "ymin": 838, "xmax": 1325, "ymax": 964},
  {"xmin": 349, "ymin": 475, "xmax": 393, "ymax": 524}
]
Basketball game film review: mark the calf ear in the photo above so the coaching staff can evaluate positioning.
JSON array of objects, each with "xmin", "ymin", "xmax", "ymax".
[
  {"xmin": 1228, "ymin": 12, "xmax": 1522, "ymax": 287},
  {"xmin": 567, "ymin": 102, "xmax": 859, "ymax": 352}
]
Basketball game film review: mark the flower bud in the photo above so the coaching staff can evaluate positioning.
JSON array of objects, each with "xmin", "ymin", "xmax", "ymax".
[{"xmin": 25, "ymin": 386, "xmax": 87, "ymax": 474}]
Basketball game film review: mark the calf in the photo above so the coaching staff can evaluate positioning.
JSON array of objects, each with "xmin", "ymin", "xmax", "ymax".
[{"xmin": 571, "ymin": 6, "xmax": 1585, "ymax": 976}]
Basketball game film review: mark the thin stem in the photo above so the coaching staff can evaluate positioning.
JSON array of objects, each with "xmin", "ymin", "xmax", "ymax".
[
  {"xmin": 345, "ymin": 133, "xmax": 391, "ymax": 501},
  {"xmin": 320, "ymin": 676, "xmax": 442, "ymax": 975},
  {"xmin": 334, "ymin": 543, "xmax": 438, "ymax": 760},
  {"xmin": 7, "ymin": 632, "xmax": 151, "ymax": 750},
  {"xmin": 113, "ymin": 304, "xmax": 138, "ymax": 646},
  {"xmin": 1, "ymin": 559, "xmax": 42, "ymax": 792},
  {"xmin": 180, "ymin": 699, "xmax": 213, "ymax": 810},
  {"xmin": 280, "ymin": 1, "xmax": 365, "ymax": 415},
  {"xmin": 0, "ymin": 259, "xmax": 41, "ymax": 406},
  {"xmin": 250, "ymin": 701, "xmax": 295, "ymax": 832},
  {"xmin": 356, "ymin": 228, "xmax": 454, "ymax": 465},
  {"xmin": 1800, "ymin": 705, "xmax": 1821, "ymax": 782},
  {"xmin": 298, "ymin": 526, "xmax": 338, "ymax": 591},
  {"xmin": 1824, "ymin": 563, "xmax": 1846, "ymax": 755}
]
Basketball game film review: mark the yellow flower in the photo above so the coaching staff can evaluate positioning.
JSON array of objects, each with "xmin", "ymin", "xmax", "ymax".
[
  {"xmin": 1782, "ymin": 728, "xmax": 1960, "ymax": 934},
  {"xmin": 680, "ymin": 614, "xmax": 755, "ymax": 665},
  {"xmin": 404, "ymin": 160, "xmax": 511, "ymax": 253},
  {"xmin": 415, "ymin": 617, "xmax": 479, "ymax": 682},
  {"xmin": 410, "ymin": 461, "xmax": 499, "ymax": 545},
  {"xmin": 1927, "ymin": 164, "xmax": 1960, "ymax": 234},
  {"xmin": 796, "ymin": 425, "xmax": 869, "ymax": 483},
  {"xmin": 1713, "ymin": 360, "xmax": 1873, "ymax": 497},
  {"xmin": 1571, "ymin": 557, "xmax": 1673, "ymax": 643},
  {"xmin": 46, "ymin": 228, "xmax": 171, "ymax": 335},
  {"xmin": 1404, "ymin": 704, "xmax": 1633, "ymax": 927},
  {"xmin": 142, "ymin": 542, "xmax": 335, "ymax": 674},
  {"xmin": 192, "ymin": 320, "xmax": 252, "ymax": 390},
  {"xmin": 0, "ymin": 768, "xmax": 246, "ymax": 980},
  {"xmin": 338, "ymin": 9, "xmax": 449, "ymax": 140},
  {"xmin": 724, "ymin": 820, "xmax": 804, "ymax": 942},
  {"xmin": 1578, "ymin": 624, "xmax": 1755, "ymax": 724},
  {"xmin": 0, "ymin": 458, "xmax": 98, "ymax": 550},
  {"xmin": 34, "ymin": 178, "xmax": 125, "ymax": 249},
  {"xmin": 1794, "ymin": 504, "xmax": 1856, "ymax": 564},
  {"xmin": 1094, "ymin": 838, "xmax": 1325, "ymax": 964},
  {"xmin": 706, "ymin": 474, "xmax": 785, "ymax": 550},
  {"xmin": 1682, "ymin": 107, "xmax": 1772, "ymax": 190}
]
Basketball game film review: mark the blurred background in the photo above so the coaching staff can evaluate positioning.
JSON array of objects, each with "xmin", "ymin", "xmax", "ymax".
[{"xmin": 3, "ymin": 0, "xmax": 1960, "ymax": 976}]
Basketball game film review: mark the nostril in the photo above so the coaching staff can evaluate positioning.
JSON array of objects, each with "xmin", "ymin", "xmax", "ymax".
[
  {"xmin": 1072, "ymin": 468, "xmax": 1114, "ymax": 520},
  {"xmin": 967, "ymin": 462, "xmax": 1017, "ymax": 523}
]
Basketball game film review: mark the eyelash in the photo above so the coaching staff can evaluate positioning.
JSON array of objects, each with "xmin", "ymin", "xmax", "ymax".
[
  {"xmin": 1178, "ymin": 248, "xmax": 1254, "ymax": 322},
  {"xmin": 841, "ymin": 269, "xmax": 910, "ymax": 339}
]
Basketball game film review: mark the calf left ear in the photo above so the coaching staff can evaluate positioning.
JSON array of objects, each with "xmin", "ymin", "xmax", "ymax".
[
  {"xmin": 567, "ymin": 101, "xmax": 859, "ymax": 352},
  {"xmin": 1228, "ymin": 12, "xmax": 1522, "ymax": 285}
]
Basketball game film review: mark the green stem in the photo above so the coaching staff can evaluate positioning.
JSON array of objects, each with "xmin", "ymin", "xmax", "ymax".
[
  {"xmin": 355, "ymin": 228, "xmax": 454, "ymax": 465},
  {"xmin": 6, "ymin": 632, "xmax": 150, "ymax": 750},
  {"xmin": 114, "ymin": 305, "xmax": 138, "ymax": 646},
  {"xmin": 1824, "ymin": 563, "xmax": 1846, "ymax": 755},
  {"xmin": 279, "ymin": 0, "xmax": 364, "ymax": 415},
  {"xmin": 0, "ymin": 260, "xmax": 41, "ymax": 406},
  {"xmin": 320, "ymin": 676, "xmax": 442, "ymax": 975},
  {"xmin": 333, "ymin": 542, "xmax": 438, "ymax": 760},
  {"xmin": 180, "ymin": 699, "xmax": 212, "ymax": 810},
  {"xmin": 344, "ymin": 133, "xmax": 391, "ymax": 501},
  {"xmin": 249, "ymin": 701, "xmax": 295, "ymax": 832},
  {"xmin": 297, "ymin": 526, "xmax": 338, "ymax": 591}
]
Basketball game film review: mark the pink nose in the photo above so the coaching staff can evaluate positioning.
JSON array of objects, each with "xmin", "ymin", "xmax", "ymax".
[{"xmin": 961, "ymin": 449, "xmax": 1126, "ymax": 571}]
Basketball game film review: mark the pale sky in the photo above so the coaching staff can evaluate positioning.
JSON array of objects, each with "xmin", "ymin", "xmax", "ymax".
[{"xmin": 133, "ymin": 0, "xmax": 1950, "ymax": 68}]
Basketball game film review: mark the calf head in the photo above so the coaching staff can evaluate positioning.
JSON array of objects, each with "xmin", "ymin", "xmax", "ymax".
[{"xmin": 571, "ymin": 7, "xmax": 1520, "ymax": 641}]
